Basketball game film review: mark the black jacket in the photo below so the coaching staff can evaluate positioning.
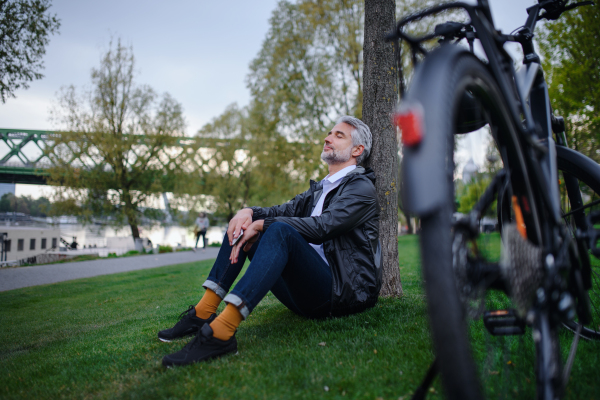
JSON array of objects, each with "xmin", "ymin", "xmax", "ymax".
[{"xmin": 250, "ymin": 166, "xmax": 381, "ymax": 316}]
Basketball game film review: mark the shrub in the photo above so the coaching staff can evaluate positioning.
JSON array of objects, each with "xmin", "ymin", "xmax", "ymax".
[{"xmin": 158, "ymin": 245, "xmax": 173, "ymax": 253}]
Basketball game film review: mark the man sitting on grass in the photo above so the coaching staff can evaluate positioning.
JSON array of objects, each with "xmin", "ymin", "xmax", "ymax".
[{"xmin": 158, "ymin": 115, "xmax": 381, "ymax": 367}]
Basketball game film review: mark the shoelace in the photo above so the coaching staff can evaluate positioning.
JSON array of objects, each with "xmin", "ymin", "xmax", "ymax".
[
  {"xmin": 178, "ymin": 305, "xmax": 195, "ymax": 320},
  {"xmin": 183, "ymin": 330, "xmax": 209, "ymax": 351},
  {"xmin": 172, "ymin": 305, "xmax": 195, "ymax": 328}
]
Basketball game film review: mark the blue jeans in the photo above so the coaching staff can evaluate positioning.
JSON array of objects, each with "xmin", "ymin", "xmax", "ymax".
[{"xmin": 202, "ymin": 222, "xmax": 332, "ymax": 319}]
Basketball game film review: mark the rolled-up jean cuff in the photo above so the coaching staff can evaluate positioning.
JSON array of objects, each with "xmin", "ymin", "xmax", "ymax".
[
  {"xmin": 202, "ymin": 280, "xmax": 227, "ymax": 299},
  {"xmin": 223, "ymin": 293, "xmax": 250, "ymax": 320}
]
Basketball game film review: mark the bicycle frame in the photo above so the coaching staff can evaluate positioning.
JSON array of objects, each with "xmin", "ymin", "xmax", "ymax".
[
  {"xmin": 393, "ymin": 1, "xmax": 596, "ymax": 397},
  {"xmin": 394, "ymin": 0, "xmax": 571, "ymax": 252}
]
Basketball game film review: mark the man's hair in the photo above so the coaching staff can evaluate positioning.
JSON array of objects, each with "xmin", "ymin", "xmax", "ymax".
[{"xmin": 336, "ymin": 115, "xmax": 372, "ymax": 165}]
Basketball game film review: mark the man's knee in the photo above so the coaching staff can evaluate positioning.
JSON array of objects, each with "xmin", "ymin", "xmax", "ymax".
[{"xmin": 265, "ymin": 222, "xmax": 297, "ymax": 238}]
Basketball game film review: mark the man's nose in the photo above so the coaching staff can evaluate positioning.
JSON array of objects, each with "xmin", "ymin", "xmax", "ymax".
[{"xmin": 324, "ymin": 136, "xmax": 332, "ymax": 144}]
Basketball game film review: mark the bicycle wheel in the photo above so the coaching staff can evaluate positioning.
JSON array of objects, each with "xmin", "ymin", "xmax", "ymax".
[
  {"xmin": 408, "ymin": 48, "xmax": 560, "ymax": 399},
  {"xmin": 556, "ymin": 146, "xmax": 600, "ymax": 340}
]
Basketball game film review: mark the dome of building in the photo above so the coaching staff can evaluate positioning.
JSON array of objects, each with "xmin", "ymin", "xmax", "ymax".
[{"xmin": 462, "ymin": 158, "xmax": 478, "ymax": 183}]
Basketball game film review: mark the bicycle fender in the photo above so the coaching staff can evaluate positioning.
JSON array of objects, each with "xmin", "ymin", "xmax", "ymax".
[{"xmin": 401, "ymin": 45, "xmax": 472, "ymax": 217}]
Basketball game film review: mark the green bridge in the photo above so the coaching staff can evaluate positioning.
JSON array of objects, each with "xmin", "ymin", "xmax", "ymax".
[
  {"xmin": 0, "ymin": 128, "xmax": 230, "ymax": 187},
  {"xmin": 0, "ymin": 129, "xmax": 53, "ymax": 184}
]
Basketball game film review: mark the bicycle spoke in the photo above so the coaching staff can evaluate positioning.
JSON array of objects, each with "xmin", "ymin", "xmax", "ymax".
[{"xmin": 562, "ymin": 198, "xmax": 600, "ymax": 218}]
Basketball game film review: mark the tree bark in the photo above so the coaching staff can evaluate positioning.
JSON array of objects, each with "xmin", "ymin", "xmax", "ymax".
[
  {"xmin": 122, "ymin": 190, "xmax": 140, "ymax": 239},
  {"xmin": 129, "ymin": 222, "xmax": 140, "ymax": 239},
  {"xmin": 363, "ymin": 0, "xmax": 402, "ymax": 297}
]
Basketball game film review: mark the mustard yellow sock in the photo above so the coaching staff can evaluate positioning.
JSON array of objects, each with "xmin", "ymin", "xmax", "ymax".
[
  {"xmin": 209, "ymin": 303, "xmax": 243, "ymax": 341},
  {"xmin": 195, "ymin": 289, "xmax": 221, "ymax": 320}
]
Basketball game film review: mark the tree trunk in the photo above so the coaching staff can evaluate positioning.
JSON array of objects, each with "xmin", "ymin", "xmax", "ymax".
[
  {"xmin": 363, "ymin": 0, "xmax": 402, "ymax": 297},
  {"xmin": 122, "ymin": 190, "xmax": 140, "ymax": 239},
  {"xmin": 130, "ymin": 223, "xmax": 140, "ymax": 239}
]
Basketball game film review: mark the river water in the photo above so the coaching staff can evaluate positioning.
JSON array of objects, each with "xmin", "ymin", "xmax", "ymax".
[{"xmin": 53, "ymin": 222, "xmax": 226, "ymax": 249}]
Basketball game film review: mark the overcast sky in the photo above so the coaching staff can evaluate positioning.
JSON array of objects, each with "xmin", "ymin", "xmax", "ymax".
[
  {"xmin": 3, "ymin": 0, "xmax": 535, "ymax": 197},
  {"xmin": 1, "ymin": 0, "xmax": 279, "ymax": 135},
  {"xmin": 1, "ymin": 0, "xmax": 534, "ymax": 134}
]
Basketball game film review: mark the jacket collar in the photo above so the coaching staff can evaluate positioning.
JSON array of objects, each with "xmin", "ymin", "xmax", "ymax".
[
  {"xmin": 309, "ymin": 179, "xmax": 323, "ymax": 191},
  {"xmin": 310, "ymin": 165, "xmax": 367, "ymax": 191}
]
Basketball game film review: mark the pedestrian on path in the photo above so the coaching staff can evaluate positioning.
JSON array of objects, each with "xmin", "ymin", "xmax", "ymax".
[{"xmin": 193, "ymin": 212, "xmax": 209, "ymax": 252}]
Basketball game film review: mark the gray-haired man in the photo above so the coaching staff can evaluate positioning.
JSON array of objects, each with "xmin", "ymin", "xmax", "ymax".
[{"xmin": 159, "ymin": 116, "xmax": 381, "ymax": 366}]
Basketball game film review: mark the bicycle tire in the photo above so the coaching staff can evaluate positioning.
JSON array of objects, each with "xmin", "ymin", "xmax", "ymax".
[
  {"xmin": 410, "ymin": 48, "xmax": 561, "ymax": 399},
  {"xmin": 556, "ymin": 146, "xmax": 600, "ymax": 340}
]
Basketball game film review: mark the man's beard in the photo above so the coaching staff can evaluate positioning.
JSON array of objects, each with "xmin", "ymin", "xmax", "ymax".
[{"xmin": 321, "ymin": 145, "xmax": 352, "ymax": 165}]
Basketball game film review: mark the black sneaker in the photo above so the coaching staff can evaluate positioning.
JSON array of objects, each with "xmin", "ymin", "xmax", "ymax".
[
  {"xmin": 162, "ymin": 324, "xmax": 237, "ymax": 367},
  {"xmin": 158, "ymin": 305, "xmax": 216, "ymax": 342}
]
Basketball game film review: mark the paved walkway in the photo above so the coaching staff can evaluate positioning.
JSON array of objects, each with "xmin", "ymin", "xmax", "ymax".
[{"xmin": 0, "ymin": 248, "xmax": 220, "ymax": 292}]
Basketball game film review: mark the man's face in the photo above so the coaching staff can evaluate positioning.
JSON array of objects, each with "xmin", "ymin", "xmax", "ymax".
[{"xmin": 321, "ymin": 122, "xmax": 357, "ymax": 165}]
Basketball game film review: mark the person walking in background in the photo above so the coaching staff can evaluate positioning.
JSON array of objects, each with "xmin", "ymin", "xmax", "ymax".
[{"xmin": 194, "ymin": 212, "xmax": 210, "ymax": 252}]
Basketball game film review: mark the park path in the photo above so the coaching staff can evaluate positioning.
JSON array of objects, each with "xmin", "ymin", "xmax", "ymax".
[{"xmin": 0, "ymin": 248, "xmax": 219, "ymax": 292}]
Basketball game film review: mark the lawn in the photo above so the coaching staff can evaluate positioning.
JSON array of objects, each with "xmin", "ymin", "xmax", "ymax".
[{"xmin": 0, "ymin": 235, "xmax": 598, "ymax": 399}]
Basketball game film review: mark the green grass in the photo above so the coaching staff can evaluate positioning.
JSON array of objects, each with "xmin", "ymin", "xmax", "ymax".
[{"xmin": 0, "ymin": 235, "xmax": 598, "ymax": 399}]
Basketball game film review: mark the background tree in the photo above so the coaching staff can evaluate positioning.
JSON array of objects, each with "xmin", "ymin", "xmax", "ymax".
[
  {"xmin": 457, "ymin": 177, "xmax": 495, "ymax": 216},
  {"xmin": 174, "ymin": 102, "xmax": 312, "ymax": 221},
  {"xmin": 363, "ymin": 0, "xmax": 402, "ymax": 297},
  {"xmin": 538, "ymin": 4, "xmax": 600, "ymax": 162},
  {"xmin": 184, "ymin": 104, "xmax": 257, "ymax": 221},
  {"xmin": 247, "ymin": 0, "xmax": 364, "ymax": 157},
  {"xmin": 0, "ymin": 0, "xmax": 60, "ymax": 103},
  {"xmin": 242, "ymin": 0, "xmax": 457, "ymax": 198},
  {"xmin": 47, "ymin": 40, "xmax": 186, "ymax": 239},
  {"xmin": 0, "ymin": 193, "xmax": 50, "ymax": 217}
]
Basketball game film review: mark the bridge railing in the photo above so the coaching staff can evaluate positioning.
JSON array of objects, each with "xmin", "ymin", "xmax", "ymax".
[{"xmin": 0, "ymin": 128, "xmax": 253, "ymax": 186}]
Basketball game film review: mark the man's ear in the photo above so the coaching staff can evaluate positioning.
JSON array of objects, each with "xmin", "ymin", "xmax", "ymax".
[{"xmin": 352, "ymin": 145, "xmax": 364, "ymax": 157}]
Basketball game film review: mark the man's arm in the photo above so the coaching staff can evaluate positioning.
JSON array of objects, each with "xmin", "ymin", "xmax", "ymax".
[
  {"xmin": 249, "ymin": 187, "xmax": 314, "ymax": 221},
  {"xmin": 262, "ymin": 176, "xmax": 377, "ymax": 244},
  {"xmin": 228, "ymin": 185, "xmax": 314, "ymax": 245}
]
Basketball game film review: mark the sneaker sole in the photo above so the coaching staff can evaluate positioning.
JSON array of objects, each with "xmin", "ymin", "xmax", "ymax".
[
  {"xmin": 157, "ymin": 317, "xmax": 214, "ymax": 343},
  {"xmin": 158, "ymin": 332, "xmax": 196, "ymax": 343}
]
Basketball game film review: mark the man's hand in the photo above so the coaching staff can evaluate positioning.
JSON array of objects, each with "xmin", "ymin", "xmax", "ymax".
[
  {"xmin": 227, "ymin": 208, "xmax": 253, "ymax": 246},
  {"xmin": 229, "ymin": 220, "xmax": 264, "ymax": 264}
]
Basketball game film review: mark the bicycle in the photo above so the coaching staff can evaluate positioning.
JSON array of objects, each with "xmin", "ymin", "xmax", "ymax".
[{"xmin": 387, "ymin": 0, "xmax": 598, "ymax": 398}]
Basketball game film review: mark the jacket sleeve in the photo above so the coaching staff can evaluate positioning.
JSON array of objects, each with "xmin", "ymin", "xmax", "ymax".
[
  {"xmin": 263, "ymin": 176, "xmax": 378, "ymax": 244},
  {"xmin": 250, "ymin": 188, "xmax": 313, "ymax": 220}
]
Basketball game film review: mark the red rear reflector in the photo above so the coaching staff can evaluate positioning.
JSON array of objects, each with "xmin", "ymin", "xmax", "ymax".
[{"xmin": 393, "ymin": 105, "xmax": 424, "ymax": 147}]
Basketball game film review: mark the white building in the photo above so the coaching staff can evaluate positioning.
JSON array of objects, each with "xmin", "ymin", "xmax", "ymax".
[{"xmin": 0, "ymin": 226, "xmax": 61, "ymax": 262}]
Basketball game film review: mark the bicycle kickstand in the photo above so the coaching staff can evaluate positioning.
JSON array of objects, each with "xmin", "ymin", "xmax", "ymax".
[{"xmin": 411, "ymin": 358, "xmax": 438, "ymax": 400}]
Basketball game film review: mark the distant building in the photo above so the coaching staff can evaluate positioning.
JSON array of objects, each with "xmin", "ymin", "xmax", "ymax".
[
  {"xmin": 0, "ymin": 226, "xmax": 61, "ymax": 262},
  {"xmin": 462, "ymin": 158, "xmax": 479, "ymax": 183},
  {"xmin": 0, "ymin": 183, "xmax": 15, "ymax": 199}
]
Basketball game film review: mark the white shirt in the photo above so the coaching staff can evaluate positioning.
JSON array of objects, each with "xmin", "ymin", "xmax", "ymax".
[{"xmin": 309, "ymin": 165, "xmax": 357, "ymax": 264}]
